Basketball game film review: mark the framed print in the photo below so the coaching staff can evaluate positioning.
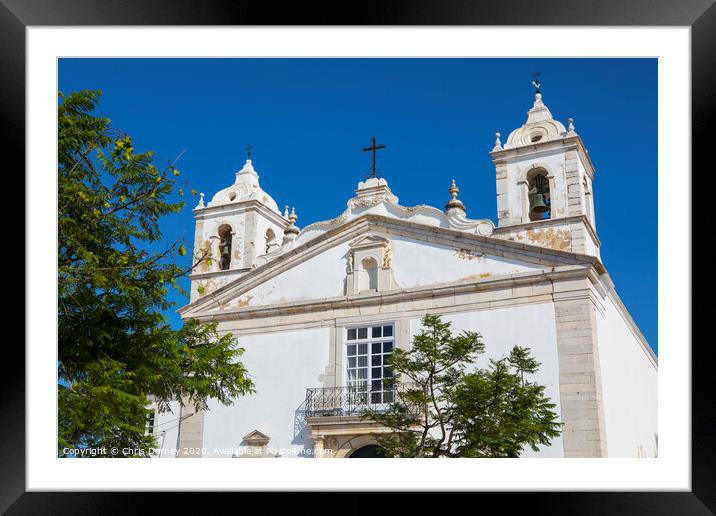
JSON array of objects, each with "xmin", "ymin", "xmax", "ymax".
[{"xmin": 4, "ymin": 0, "xmax": 708, "ymax": 512}]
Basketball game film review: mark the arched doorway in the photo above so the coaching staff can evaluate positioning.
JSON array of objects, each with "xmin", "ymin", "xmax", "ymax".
[{"xmin": 348, "ymin": 445, "xmax": 386, "ymax": 458}]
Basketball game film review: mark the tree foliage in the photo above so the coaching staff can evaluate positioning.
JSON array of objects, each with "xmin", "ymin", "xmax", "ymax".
[
  {"xmin": 364, "ymin": 314, "xmax": 561, "ymax": 457},
  {"xmin": 58, "ymin": 90, "xmax": 254, "ymax": 457}
]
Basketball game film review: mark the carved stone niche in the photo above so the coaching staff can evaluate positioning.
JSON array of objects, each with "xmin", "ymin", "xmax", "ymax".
[{"xmin": 346, "ymin": 234, "xmax": 394, "ymax": 295}]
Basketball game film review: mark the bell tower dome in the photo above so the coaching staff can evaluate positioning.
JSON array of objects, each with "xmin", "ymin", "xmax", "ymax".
[
  {"xmin": 490, "ymin": 84, "xmax": 600, "ymax": 258},
  {"xmin": 189, "ymin": 155, "xmax": 290, "ymax": 301}
]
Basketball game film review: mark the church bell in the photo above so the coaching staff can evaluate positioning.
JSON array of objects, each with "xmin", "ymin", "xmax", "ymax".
[
  {"xmin": 220, "ymin": 239, "xmax": 231, "ymax": 257},
  {"xmin": 531, "ymin": 193, "xmax": 550, "ymax": 213}
]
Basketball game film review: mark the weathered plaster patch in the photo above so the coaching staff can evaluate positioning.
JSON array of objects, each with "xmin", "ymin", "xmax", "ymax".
[
  {"xmin": 519, "ymin": 228, "xmax": 572, "ymax": 251},
  {"xmin": 200, "ymin": 240, "xmax": 213, "ymax": 273},
  {"xmin": 455, "ymin": 248, "xmax": 486, "ymax": 261},
  {"xmin": 235, "ymin": 295, "xmax": 254, "ymax": 308}
]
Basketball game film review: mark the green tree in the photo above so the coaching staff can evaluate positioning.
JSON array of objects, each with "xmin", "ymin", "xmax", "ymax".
[
  {"xmin": 364, "ymin": 314, "xmax": 561, "ymax": 457},
  {"xmin": 58, "ymin": 90, "xmax": 254, "ymax": 457}
]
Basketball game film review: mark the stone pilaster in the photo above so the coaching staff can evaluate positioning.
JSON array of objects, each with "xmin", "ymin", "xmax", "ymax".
[
  {"xmin": 554, "ymin": 289, "xmax": 608, "ymax": 457},
  {"xmin": 242, "ymin": 210, "xmax": 257, "ymax": 268},
  {"xmin": 176, "ymin": 401, "xmax": 205, "ymax": 457},
  {"xmin": 495, "ymin": 162, "xmax": 511, "ymax": 227},
  {"xmin": 564, "ymin": 148, "xmax": 585, "ymax": 218}
]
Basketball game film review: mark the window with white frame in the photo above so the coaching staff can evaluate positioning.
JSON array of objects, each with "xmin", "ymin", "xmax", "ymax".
[{"xmin": 346, "ymin": 323, "xmax": 394, "ymax": 404}]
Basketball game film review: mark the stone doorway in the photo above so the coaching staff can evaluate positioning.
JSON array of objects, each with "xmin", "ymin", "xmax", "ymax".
[{"xmin": 348, "ymin": 445, "xmax": 386, "ymax": 458}]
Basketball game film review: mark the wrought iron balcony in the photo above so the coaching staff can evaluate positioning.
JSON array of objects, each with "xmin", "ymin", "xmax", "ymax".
[{"xmin": 304, "ymin": 383, "xmax": 423, "ymax": 418}]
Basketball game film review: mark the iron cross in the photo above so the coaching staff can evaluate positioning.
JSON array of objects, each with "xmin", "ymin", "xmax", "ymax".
[
  {"xmin": 531, "ymin": 71, "xmax": 541, "ymax": 94},
  {"xmin": 362, "ymin": 137, "xmax": 386, "ymax": 178},
  {"xmin": 246, "ymin": 144, "xmax": 252, "ymax": 160}
]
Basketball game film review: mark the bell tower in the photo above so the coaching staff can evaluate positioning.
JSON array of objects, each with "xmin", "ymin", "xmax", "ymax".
[
  {"xmin": 490, "ymin": 81, "xmax": 600, "ymax": 258},
  {"xmin": 189, "ymin": 154, "xmax": 290, "ymax": 301}
]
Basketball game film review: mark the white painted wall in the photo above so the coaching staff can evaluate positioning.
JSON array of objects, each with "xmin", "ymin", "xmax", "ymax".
[
  {"xmin": 230, "ymin": 234, "xmax": 547, "ymax": 308},
  {"xmin": 152, "ymin": 400, "xmax": 181, "ymax": 458},
  {"xmin": 597, "ymin": 295, "xmax": 658, "ymax": 457},
  {"xmin": 230, "ymin": 244, "xmax": 349, "ymax": 307},
  {"xmin": 200, "ymin": 327, "xmax": 330, "ymax": 458},
  {"xmin": 391, "ymin": 235, "xmax": 545, "ymax": 289},
  {"xmin": 409, "ymin": 302, "xmax": 565, "ymax": 458}
]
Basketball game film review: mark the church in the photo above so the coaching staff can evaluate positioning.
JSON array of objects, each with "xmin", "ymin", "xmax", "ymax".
[{"xmin": 152, "ymin": 87, "xmax": 658, "ymax": 458}]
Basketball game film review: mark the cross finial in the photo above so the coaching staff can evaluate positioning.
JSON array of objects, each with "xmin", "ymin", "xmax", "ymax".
[
  {"xmin": 246, "ymin": 144, "xmax": 252, "ymax": 160},
  {"xmin": 531, "ymin": 71, "xmax": 541, "ymax": 94},
  {"xmin": 362, "ymin": 136, "xmax": 386, "ymax": 178}
]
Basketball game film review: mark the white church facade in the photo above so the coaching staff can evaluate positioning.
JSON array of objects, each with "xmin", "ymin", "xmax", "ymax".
[{"xmin": 152, "ymin": 90, "xmax": 658, "ymax": 458}]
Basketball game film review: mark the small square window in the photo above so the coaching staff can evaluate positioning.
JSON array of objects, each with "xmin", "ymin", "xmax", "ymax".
[
  {"xmin": 372, "ymin": 342, "xmax": 382, "ymax": 354},
  {"xmin": 347, "ymin": 329, "xmax": 357, "ymax": 340},
  {"xmin": 357, "ymin": 356, "xmax": 367, "ymax": 367},
  {"xmin": 357, "ymin": 328, "xmax": 368, "ymax": 339},
  {"xmin": 383, "ymin": 325, "xmax": 393, "ymax": 337},
  {"xmin": 347, "ymin": 344, "xmax": 356, "ymax": 356},
  {"xmin": 372, "ymin": 326, "xmax": 382, "ymax": 338},
  {"xmin": 358, "ymin": 343, "xmax": 368, "ymax": 355},
  {"xmin": 372, "ymin": 355, "xmax": 382, "ymax": 366},
  {"xmin": 372, "ymin": 380, "xmax": 382, "ymax": 391},
  {"xmin": 383, "ymin": 367, "xmax": 393, "ymax": 378},
  {"xmin": 372, "ymin": 367, "xmax": 382, "ymax": 379},
  {"xmin": 383, "ymin": 341, "xmax": 393, "ymax": 353},
  {"xmin": 348, "ymin": 357, "xmax": 356, "ymax": 368},
  {"xmin": 357, "ymin": 369, "xmax": 367, "ymax": 380}
]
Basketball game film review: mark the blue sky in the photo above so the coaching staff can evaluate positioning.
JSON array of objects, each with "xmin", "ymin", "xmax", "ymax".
[{"xmin": 58, "ymin": 58, "xmax": 658, "ymax": 352}]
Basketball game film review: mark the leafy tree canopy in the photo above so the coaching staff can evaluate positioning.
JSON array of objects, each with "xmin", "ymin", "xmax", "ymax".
[
  {"xmin": 365, "ymin": 314, "xmax": 561, "ymax": 457},
  {"xmin": 58, "ymin": 90, "xmax": 254, "ymax": 456}
]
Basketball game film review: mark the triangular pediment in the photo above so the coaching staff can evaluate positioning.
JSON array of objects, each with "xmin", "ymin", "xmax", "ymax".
[
  {"xmin": 348, "ymin": 234, "xmax": 389, "ymax": 249},
  {"xmin": 179, "ymin": 214, "xmax": 598, "ymax": 318},
  {"xmin": 242, "ymin": 430, "xmax": 270, "ymax": 444}
]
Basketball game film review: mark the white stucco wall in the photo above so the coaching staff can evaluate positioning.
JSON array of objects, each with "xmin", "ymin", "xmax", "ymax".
[
  {"xmin": 231, "ymin": 235, "xmax": 547, "ymax": 308},
  {"xmin": 152, "ymin": 400, "xmax": 181, "ymax": 458},
  {"xmin": 597, "ymin": 295, "xmax": 658, "ymax": 457},
  {"xmin": 390, "ymin": 236, "xmax": 545, "ymax": 289},
  {"xmin": 200, "ymin": 327, "xmax": 330, "ymax": 457},
  {"xmin": 231, "ymin": 244, "xmax": 349, "ymax": 307},
  {"xmin": 409, "ymin": 302, "xmax": 565, "ymax": 458}
]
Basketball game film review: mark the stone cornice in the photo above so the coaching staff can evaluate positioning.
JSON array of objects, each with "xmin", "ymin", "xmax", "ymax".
[
  {"xmin": 179, "ymin": 213, "xmax": 603, "ymax": 316},
  {"xmin": 193, "ymin": 199, "xmax": 289, "ymax": 228},
  {"xmin": 189, "ymin": 267, "xmax": 253, "ymax": 281},
  {"xmin": 182, "ymin": 264, "xmax": 592, "ymax": 323},
  {"xmin": 493, "ymin": 214, "xmax": 601, "ymax": 248},
  {"xmin": 490, "ymin": 135, "xmax": 596, "ymax": 178}
]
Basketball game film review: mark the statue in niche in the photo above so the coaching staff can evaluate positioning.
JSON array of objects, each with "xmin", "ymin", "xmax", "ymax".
[
  {"xmin": 382, "ymin": 242, "xmax": 393, "ymax": 268},
  {"xmin": 348, "ymin": 253, "xmax": 354, "ymax": 272}
]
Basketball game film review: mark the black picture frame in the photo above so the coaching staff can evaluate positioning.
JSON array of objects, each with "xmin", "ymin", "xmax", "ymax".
[{"xmin": 3, "ymin": 0, "xmax": 707, "ymax": 513}]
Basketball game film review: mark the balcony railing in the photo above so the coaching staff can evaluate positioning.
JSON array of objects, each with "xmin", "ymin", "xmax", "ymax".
[{"xmin": 304, "ymin": 383, "xmax": 423, "ymax": 418}]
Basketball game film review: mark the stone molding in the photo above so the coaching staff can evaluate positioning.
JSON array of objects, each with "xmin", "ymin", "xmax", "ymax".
[
  {"xmin": 194, "ymin": 198, "xmax": 289, "ymax": 229},
  {"xmin": 306, "ymin": 415, "xmax": 398, "ymax": 458},
  {"xmin": 179, "ymin": 214, "xmax": 602, "ymax": 318},
  {"xmin": 194, "ymin": 265, "xmax": 589, "ymax": 325},
  {"xmin": 491, "ymin": 135, "xmax": 596, "ymax": 180}
]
